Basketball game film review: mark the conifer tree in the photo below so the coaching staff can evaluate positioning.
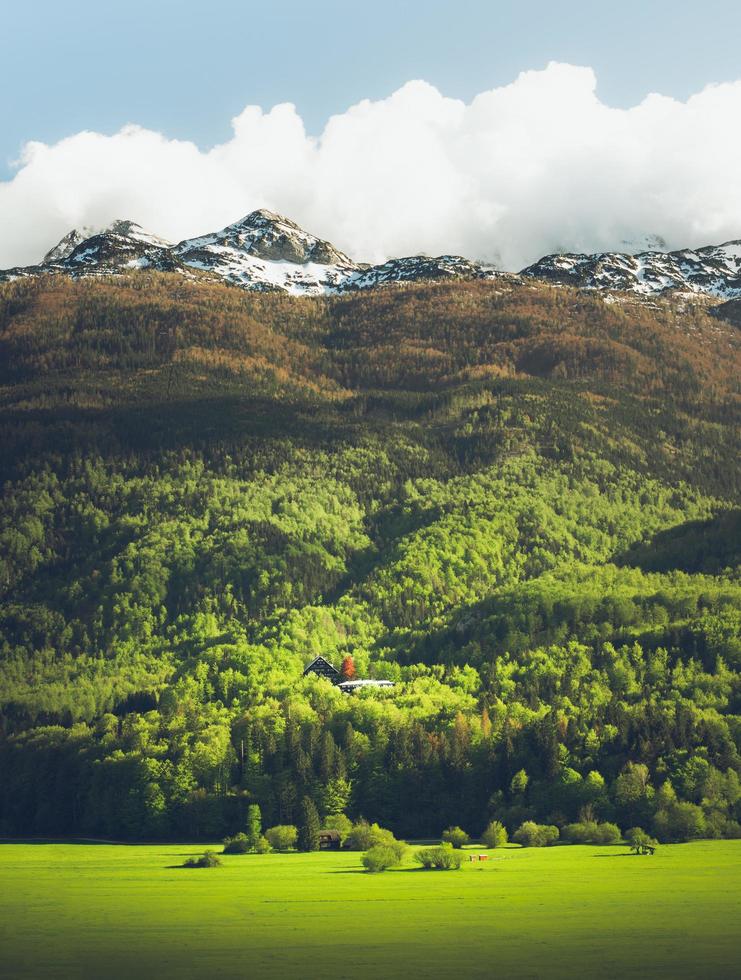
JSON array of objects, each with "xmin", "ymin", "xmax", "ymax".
[
  {"xmin": 298, "ymin": 797, "xmax": 320, "ymax": 851},
  {"xmin": 246, "ymin": 803, "xmax": 262, "ymax": 850}
]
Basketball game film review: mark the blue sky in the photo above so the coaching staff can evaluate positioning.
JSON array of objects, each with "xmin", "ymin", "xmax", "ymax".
[
  {"xmin": 3, "ymin": 0, "xmax": 741, "ymax": 177},
  {"xmin": 2, "ymin": 0, "xmax": 741, "ymax": 268}
]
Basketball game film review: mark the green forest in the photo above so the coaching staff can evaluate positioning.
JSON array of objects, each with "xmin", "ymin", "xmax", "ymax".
[{"xmin": 0, "ymin": 272, "xmax": 739, "ymax": 842}]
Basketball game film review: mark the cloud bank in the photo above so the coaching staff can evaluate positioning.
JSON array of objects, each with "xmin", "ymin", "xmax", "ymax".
[{"xmin": 2, "ymin": 63, "xmax": 741, "ymax": 270}]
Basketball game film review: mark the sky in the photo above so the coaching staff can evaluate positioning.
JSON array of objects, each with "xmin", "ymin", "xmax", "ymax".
[{"xmin": 2, "ymin": 0, "xmax": 741, "ymax": 269}]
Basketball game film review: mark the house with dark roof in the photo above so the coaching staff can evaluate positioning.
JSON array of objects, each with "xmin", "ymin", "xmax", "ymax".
[
  {"xmin": 318, "ymin": 830, "xmax": 341, "ymax": 850},
  {"xmin": 303, "ymin": 656, "xmax": 395, "ymax": 692},
  {"xmin": 302, "ymin": 656, "xmax": 341, "ymax": 683}
]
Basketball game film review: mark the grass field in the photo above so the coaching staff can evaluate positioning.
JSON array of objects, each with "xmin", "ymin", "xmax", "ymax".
[{"xmin": 1, "ymin": 840, "xmax": 739, "ymax": 979}]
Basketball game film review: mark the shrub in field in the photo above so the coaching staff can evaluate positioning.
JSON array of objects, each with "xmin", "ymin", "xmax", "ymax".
[
  {"xmin": 224, "ymin": 829, "xmax": 271, "ymax": 854},
  {"xmin": 512, "ymin": 822, "xmax": 560, "ymax": 847},
  {"xmin": 593, "ymin": 822, "xmax": 621, "ymax": 845},
  {"xmin": 345, "ymin": 820, "xmax": 401, "ymax": 852},
  {"xmin": 265, "ymin": 825, "xmax": 298, "ymax": 851},
  {"xmin": 183, "ymin": 850, "xmax": 222, "ymax": 868},
  {"xmin": 344, "ymin": 820, "xmax": 379, "ymax": 850},
  {"xmin": 223, "ymin": 833, "xmax": 250, "ymax": 854},
  {"xmin": 414, "ymin": 844, "xmax": 463, "ymax": 870},
  {"xmin": 362, "ymin": 845, "xmax": 402, "ymax": 873},
  {"xmin": 626, "ymin": 828, "xmax": 659, "ymax": 855},
  {"xmin": 386, "ymin": 839, "xmax": 407, "ymax": 863},
  {"xmin": 442, "ymin": 826, "xmax": 470, "ymax": 849},
  {"xmin": 561, "ymin": 821, "xmax": 620, "ymax": 845},
  {"xmin": 481, "ymin": 820, "xmax": 508, "ymax": 848},
  {"xmin": 560, "ymin": 823, "xmax": 589, "ymax": 845}
]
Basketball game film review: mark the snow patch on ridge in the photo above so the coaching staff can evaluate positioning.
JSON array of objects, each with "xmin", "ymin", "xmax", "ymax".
[{"xmin": 4, "ymin": 210, "xmax": 741, "ymax": 300}]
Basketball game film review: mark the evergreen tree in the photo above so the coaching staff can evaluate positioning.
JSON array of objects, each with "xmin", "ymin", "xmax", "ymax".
[
  {"xmin": 298, "ymin": 797, "xmax": 320, "ymax": 851},
  {"xmin": 246, "ymin": 803, "xmax": 262, "ymax": 850}
]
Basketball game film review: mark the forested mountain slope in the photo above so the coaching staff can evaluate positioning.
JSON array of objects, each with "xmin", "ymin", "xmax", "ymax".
[{"xmin": 0, "ymin": 272, "xmax": 738, "ymax": 841}]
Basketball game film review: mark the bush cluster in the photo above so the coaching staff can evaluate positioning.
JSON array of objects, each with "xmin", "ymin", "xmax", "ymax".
[
  {"xmin": 345, "ymin": 820, "xmax": 401, "ymax": 852},
  {"xmin": 481, "ymin": 820, "xmax": 508, "ymax": 848},
  {"xmin": 265, "ymin": 825, "xmax": 298, "ymax": 851},
  {"xmin": 414, "ymin": 844, "xmax": 463, "ymax": 870},
  {"xmin": 441, "ymin": 826, "xmax": 470, "ymax": 849},
  {"xmin": 362, "ymin": 844, "xmax": 405, "ymax": 873},
  {"xmin": 223, "ymin": 832, "xmax": 270, "ymax": 854},
  {"xmin": 512, "ymin": 822, "xmax": 560, "ymax": 847},
  {"xmin": 626, "ymin": 827, "xmax": 659, "ymax": 855},
  {"xmin": 183, "ymin": 850, "xmax": 221, "ymax": 868},
  {"xmin": 560, "ymin": 821, "xmax": 621, "ymax": 845},
  {"xmin": 222, "ymin": 833, "xmax": 250, "ymax": 854}
]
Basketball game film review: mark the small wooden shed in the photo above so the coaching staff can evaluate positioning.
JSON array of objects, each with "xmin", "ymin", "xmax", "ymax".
[{"xmin": 318, "ymin": 830, "xmax": 341, "ymax": 850}]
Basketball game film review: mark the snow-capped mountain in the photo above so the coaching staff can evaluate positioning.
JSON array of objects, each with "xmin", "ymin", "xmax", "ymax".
[
  {"xmin": 41, "ymin": 221, "xmax": 171, "ymax": 268},
  {"xmin": 344, "ymin": 254, "xmax": 499, "ymax": 290},
  {"xmin": 0, "ymin": 209, "xmax": 502, "ymax": 295},
  {"xmin": 521, "ymin": 241, "xmax": 741, "ymax": 298},
  {"xmin": 2, "ymin": 210, "xmax": 740, "ymax": 299},
  {"xmin": 172, "ymin": 212, "xmax": 504, "ymax": 293},
  {"xmin": 171, "ymin": 210, "xmax": 360, "ymax": 293},
  {"xmin": 3, "ymin": 220, "xmax": 176, "ymax": 282},
  {"xmin": 59, "ymin": 225, "xmax": 176, "ymax": 275},
  {"xmin": 42, "ymin": 228, "xmax": 94, "ymax": 264}
]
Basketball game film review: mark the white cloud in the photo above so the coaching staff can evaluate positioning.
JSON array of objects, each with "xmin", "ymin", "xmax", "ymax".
[{"xmin": 2, "ymin": 63, "xmax": 741, "ymax": 270}]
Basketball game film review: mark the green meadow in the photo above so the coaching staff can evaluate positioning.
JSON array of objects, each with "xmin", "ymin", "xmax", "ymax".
[{"xmin": 1, "ymin": 841, "xmax": 739, "ymax": 979}]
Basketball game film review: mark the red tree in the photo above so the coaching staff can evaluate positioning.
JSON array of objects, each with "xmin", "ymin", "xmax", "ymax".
[{"xmin": 340, "ymin": 655, "xmax": 356, "ymax": 681}]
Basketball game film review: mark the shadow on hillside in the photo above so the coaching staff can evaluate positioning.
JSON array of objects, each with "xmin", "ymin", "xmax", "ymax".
[
  {"xmin": 0, "ymin": 394, "xmax": 364, "ymax": 476},
  {"xmin": 613, "ymin": 510, "xmax": 740, "ymax": 574}
]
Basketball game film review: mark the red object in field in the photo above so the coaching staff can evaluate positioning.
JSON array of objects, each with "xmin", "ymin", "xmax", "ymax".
[{"xmin": 340, "ymin": 655, "xmax": 356, "ymax": 681}]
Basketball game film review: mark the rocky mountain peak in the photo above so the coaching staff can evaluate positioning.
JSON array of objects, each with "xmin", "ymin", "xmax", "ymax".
[
  {"xmin": 102, "ymin": 220, "xmax": 172, "ymax": 248},
  {"xmin": 42, "ymin": 228, "xmax": 94, "ymax": 265},
  {"xmin": 7, "ymin": 210, "xmax": 741, "ymax": 300},
  {"xmin": 42, "ymin": 220, "xmax": 170, "ymax": 267},
  {"xmin": 521, "ymin": 240, "xmax": 741, "ymax": 298},
  {"xmin": 184, "ymin": 209, "xmax": 358, "ymax": 268}
]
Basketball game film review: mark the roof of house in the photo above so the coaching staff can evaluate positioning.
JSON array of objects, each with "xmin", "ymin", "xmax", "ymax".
[
  {"xmin": 319, "ymin": 829, "xmax": 341, "ymax": 840},
  {"xmin": 303, "ymin": 655, "xmax": 340, "ymax": 676}
]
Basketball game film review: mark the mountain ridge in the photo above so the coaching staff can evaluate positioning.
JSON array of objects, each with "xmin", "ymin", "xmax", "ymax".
[
  {"xmin": 2, "ymin": 209, "xmax": 740, "ymax": 299},
  {"xmin": 521, "ymin": 240, "xmax": 741, "ymax": 298}
]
